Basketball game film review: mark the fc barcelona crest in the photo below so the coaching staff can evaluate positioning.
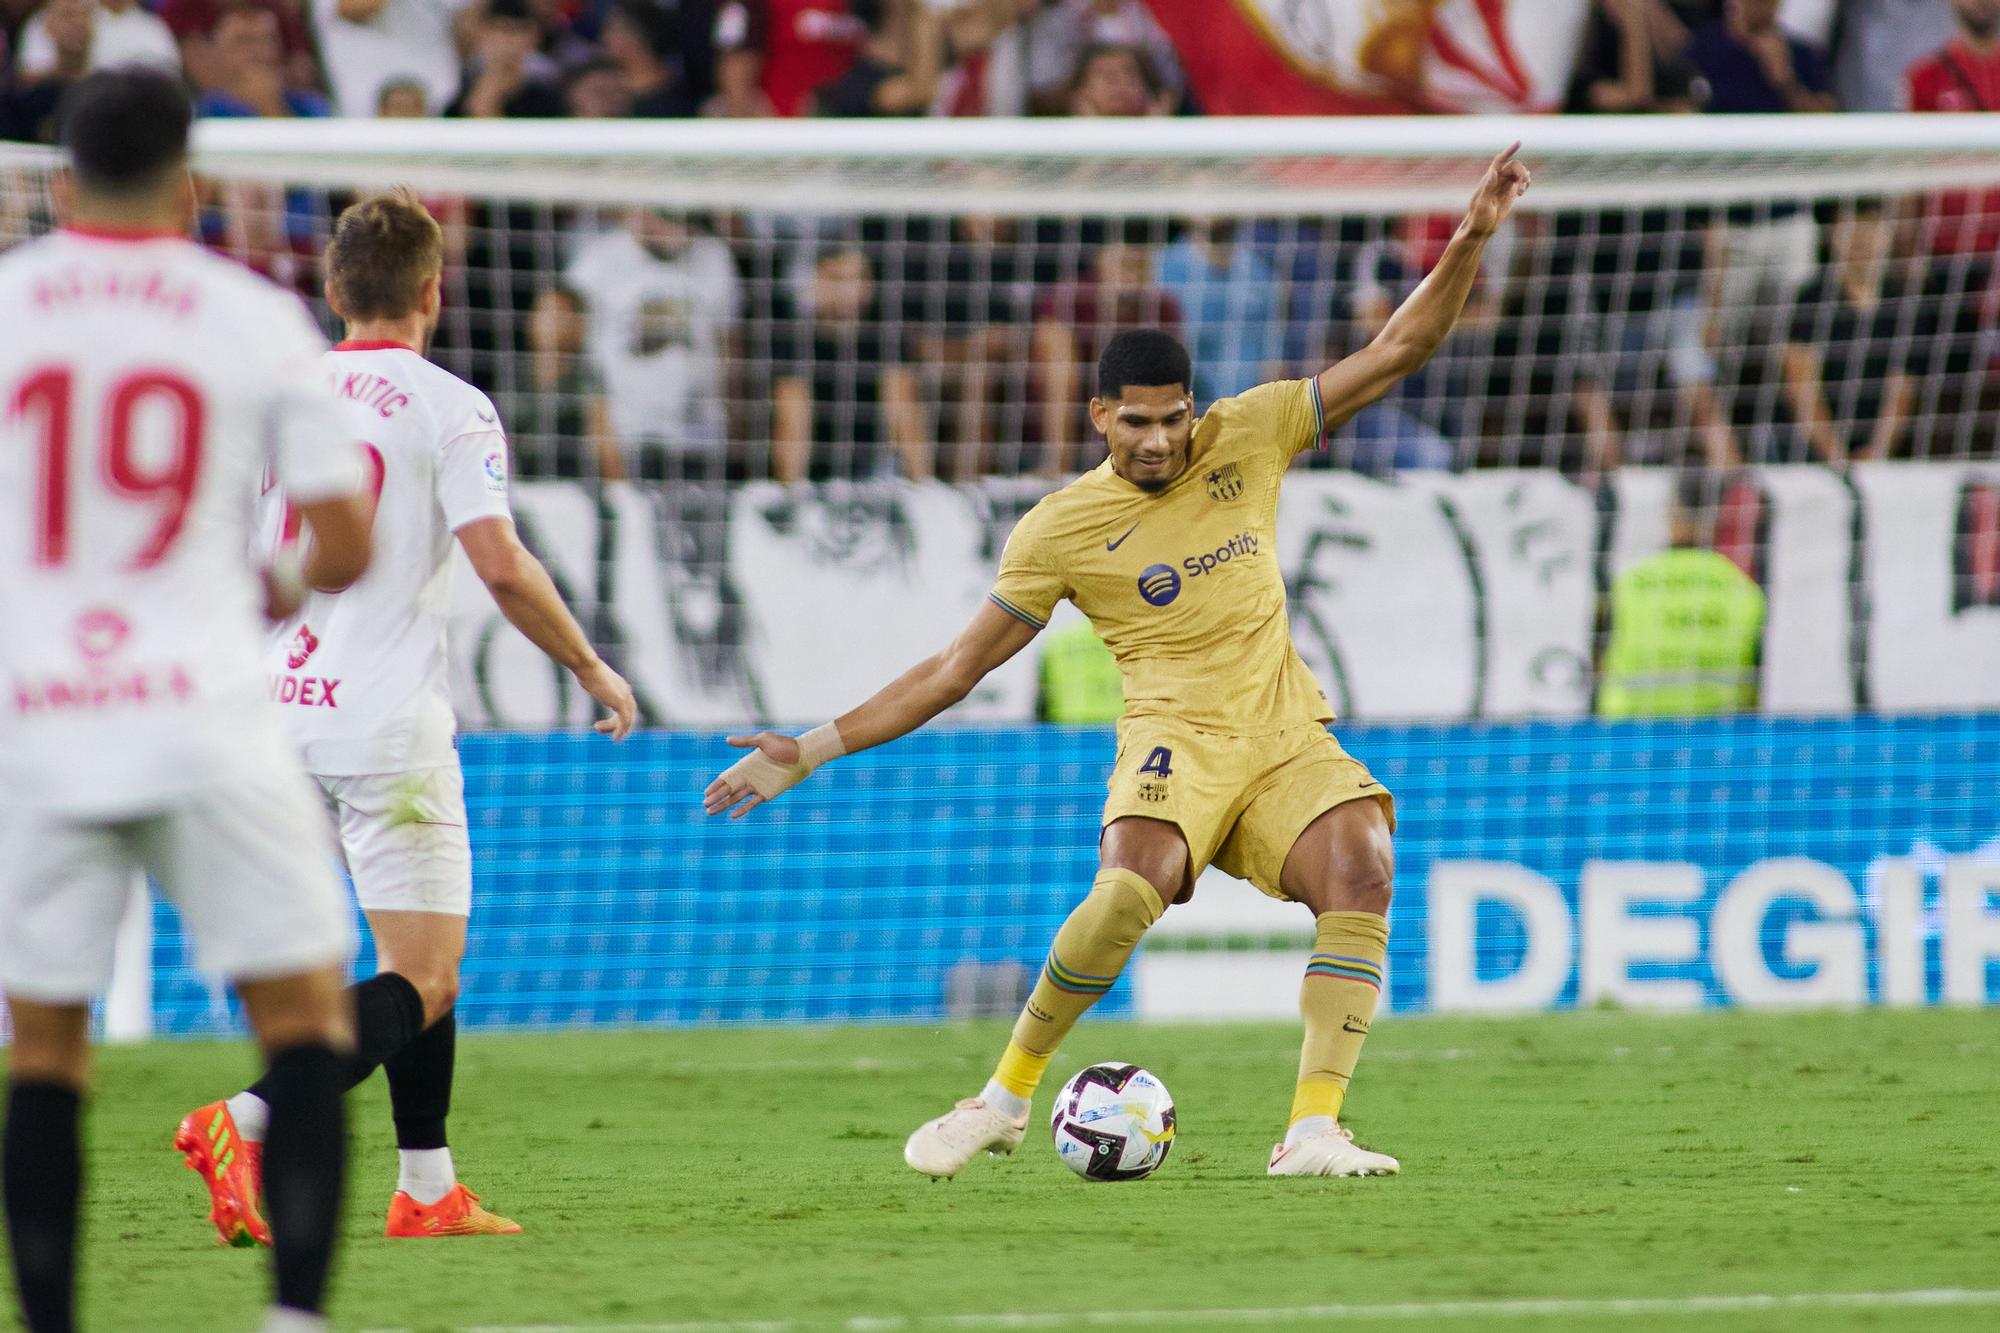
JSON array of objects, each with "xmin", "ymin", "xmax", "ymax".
[{"xmin": 1206, "ymin": 463, "xmax": 1244, "ymax": 502}]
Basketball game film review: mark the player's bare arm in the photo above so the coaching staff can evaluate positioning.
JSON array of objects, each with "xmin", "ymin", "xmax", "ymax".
[
  {"xmin": 457, "ymin": 515, "xmax": 637, "ymax": 739},
  {"xmin": 703, "ymin": 599, "xmax": 1040, "ymax": 819},
  {"xmin": 1315, "ymin": 143, "xmax": 1532, "ymax": 430},
  {"xmin": 263, "ymin": 492, "xmax": 375, "ymax": 620},
  {"xmin": 299, "ymin": 492, "xmax": 375, "ymax": 592}
]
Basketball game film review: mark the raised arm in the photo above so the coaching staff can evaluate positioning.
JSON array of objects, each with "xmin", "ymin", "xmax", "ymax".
[
  {"xmin": 703, "ymin": 599, "xmax": 1041, "ymax": 819},
  {"xmin": 1315, "ymin": 144, "xmax": 1532, "ymax": 431}
]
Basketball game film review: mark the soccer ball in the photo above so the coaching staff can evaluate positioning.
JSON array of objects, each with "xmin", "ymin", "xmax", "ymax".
[{"xmin": 1049, "ymin": 1063, "xmax": 1176, "ymax": 1181}]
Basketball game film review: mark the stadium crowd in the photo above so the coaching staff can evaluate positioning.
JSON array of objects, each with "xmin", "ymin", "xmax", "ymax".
[{"xmin": 2, "ymin": 0, "xmax": 1998, "ymax": 479}]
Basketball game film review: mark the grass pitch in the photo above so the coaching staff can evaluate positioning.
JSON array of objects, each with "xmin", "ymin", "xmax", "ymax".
[{"xmin": 33, "ymin": 1008, "xmax": 2000, "ymax": 1332}]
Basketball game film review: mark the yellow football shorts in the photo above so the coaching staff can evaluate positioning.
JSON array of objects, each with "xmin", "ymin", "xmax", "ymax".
[{"xmin": 1101, "ymin": 718, "xmax": 1395, "ymax": 901}]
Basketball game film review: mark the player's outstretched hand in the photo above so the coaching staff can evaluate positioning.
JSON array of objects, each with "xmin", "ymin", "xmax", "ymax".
[
  {"xmin": 703, "ymin": 731, "xmax": 809, "ymax": 820},
  {"xmin": 577, "ymin": 659, "xmax": 638, "ymax": 739},
  {"xmin": 1465, "ymin": 142, "xmax": 1531, "ymax": 237}
]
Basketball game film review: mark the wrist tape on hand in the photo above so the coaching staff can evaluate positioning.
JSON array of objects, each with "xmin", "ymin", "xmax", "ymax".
[{"xmin": 725, "ymin": 722, "xmax": 847, "ymax": 801}]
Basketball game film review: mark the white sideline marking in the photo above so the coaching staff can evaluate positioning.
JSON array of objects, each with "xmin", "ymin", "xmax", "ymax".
[{"xmin": 364, "ymin": 1287, "xmax": 2000, "ymax": 1333}]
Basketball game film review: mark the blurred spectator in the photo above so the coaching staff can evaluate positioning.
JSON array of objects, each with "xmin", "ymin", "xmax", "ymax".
[
  {"xmin": 1596, "ymin": 467, "xmax": 1765, "ymax": 719},
  {"xmin": 1474, "ymin": 221, "xmax": 1621, "ymax": 476},
  {"xmin": 931, "ymin": 0, "xmax": 1039, "ymax": 116},
  {"xmin": 704, "ymin": 0, "xmax": 775, "ymax": 114},
  {"xmin": 0, "ymin": 0, "xmax": 38, "ymax": 43},
  {"xmin": 1026, "ymin": 0, "xmax": 1182, "ymax": 115},
  {"xmin": 1566, "ymin": 204, "xmax": 1739, "ymax": 470},
  {"xmin": 1780, "ymin": 199, "xmax": 1923, "ymax": 463},
  {"xmin": 1033, "ymin": 235, "xmax": 1180, "ymax": 473},
  {"xmin": 1904, "ymin": 0, "xmax": 2000, "ymax": 455},
  {"xmin": 527, "ymin": 0, "xmax": 600, "ymax": 69},
  {"xmin": 15, "ymin": 0, "xmax": 180, "ymax": 78},
  {"xmin": 1561, "ymin": 4, "xmax": 1737, "ymax": 469},
  {"xmin": 1250, "ymin": 216, "xmax": 1350, "ymax": 374},
  {"xmin": 1065, "ymin": 42, "xmax": 1167, "ymax": 116},
  {"xmin": 497, "ymin": 286, "xmax": 627, "ymax": 481},
  {"xmin": 601, "ymin": 0, "xmax": 699, "ymax": 116},
  {"xmin": 311, "ymin": 0, "xmax": 474, "ymax": 116},
  {"xmin": 565, "ymin": 210, "xmax": 741, "ymax": 480},
  {"xmin": 901, "ymin": 213, "xmax": 1035, "ymax": 476},
  {"xmin": 1690, "ymin": 1, "xmax": 1832, "ymax": 383},
  {"xmin": 1906, "ymin": 0, "xmax": 2000, "ymax": 115},
  {"xmin": 1564, "ymin": 0, "xmax": 1701, "ymax": 113},
  {"xmin": 374, "ymin": 73, "xmax": 429, "ymax": 115},
  {"xmin": 1834, "ymin": 0, "xmax": 1954, "ymax": 111},
  {"xmin": 1323, "ymin": 229, "xmax": 1462, "ymax": 475},
  {"xmin": 564, "ymin": 57, "xmax": 636, "ymax": 116},
  {"xmin": 771, "ymin": 244, "xmax": 929, "ymax": 481},
  {"xmin": 1686, "ymin": 0, "xmax": 1835, "ymax": 113},
  {"xmin": 714, "ymin": 0, "xmax": 861, "ymax": 117},
  {"xmin": 370, "ymin": 69, "xmax": 474, "ymax": 363},
  {"xmin": 1153, "ymin": 217, "xmax": 1283, "ymax": 405},
  {"xmin": 447, "ymin": 0, "xmax": 565, "ymax": 117},
  {"xmin": 5, "ymin": 0, "xmax": 93, "ymax": 144},
  {"xmin": 812, "ymin": 0, "xmax": 940, "ymax": 115},
  {"xmin": 159, "ymin": 0, "xmax": 317, "ymax": 93},
  {"xmin": 195, "ymin": 3, "xmax": 329, "ymax": 116}
]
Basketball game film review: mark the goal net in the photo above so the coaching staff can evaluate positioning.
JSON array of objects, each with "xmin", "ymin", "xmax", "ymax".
[{"xmin": 2, "ymin": 116, "xmax": 1996, "ymax": 1037}]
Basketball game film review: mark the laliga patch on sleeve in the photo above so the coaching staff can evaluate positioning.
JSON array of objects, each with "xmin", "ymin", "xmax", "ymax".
[{"xmin": 482, "ymin": 448, "xmax": 508, "ymax": 495}]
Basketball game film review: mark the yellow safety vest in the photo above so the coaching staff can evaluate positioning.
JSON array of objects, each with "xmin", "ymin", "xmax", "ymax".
[
  {"xmin": 1597, "ymin": 548, "xmax": 1766, "ymax": 719},
  {"xmin": 1039, "ymin": 619, "xmax": 1125, "ymax": 724}
]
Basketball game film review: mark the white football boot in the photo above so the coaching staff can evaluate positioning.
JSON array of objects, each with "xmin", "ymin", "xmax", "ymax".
[
  {"xmin": 903, "ymin": 1099, "xmax": 1029, "ymax": 1179},
  {"xmin": 1267, "ymin": 1125, "xmax": 1400, "ymax": 1177}
]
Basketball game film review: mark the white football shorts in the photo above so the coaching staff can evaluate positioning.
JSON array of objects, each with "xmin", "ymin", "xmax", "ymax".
[
  {"xmin": 315, "ymin": 764, "xmax": 473, "ymax": 917},
  {"xmin": 0, "ymin": 760, "xmax": 354, "ymax": 1003}
]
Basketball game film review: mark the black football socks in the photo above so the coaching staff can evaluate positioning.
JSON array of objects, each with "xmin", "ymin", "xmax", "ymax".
[
  {"xmin": 4, "ymin": 1080, "xmax": 82, "ymax": 1333},
  {"xmin": 384, "ymin": 1006, "xmax": 454, "ymax": 1152},
  {"xmin": 257, "ymin": 1044, "xmax": 346, "ymax": 1316}
]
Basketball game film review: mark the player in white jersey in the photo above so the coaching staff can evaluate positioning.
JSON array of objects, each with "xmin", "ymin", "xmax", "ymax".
[
  {"xmin": 178, "ymin": 189, "xmax": 638, "ymax": 1243},
  {"xmin": 0, "ymin": 71, "xmax": 373, "ymax": 1333}
]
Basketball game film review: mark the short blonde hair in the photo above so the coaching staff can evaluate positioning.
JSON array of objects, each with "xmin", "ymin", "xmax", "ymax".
[{"xmin": 325, "ymin": 187, "xmax": 442, "ymax": 321}]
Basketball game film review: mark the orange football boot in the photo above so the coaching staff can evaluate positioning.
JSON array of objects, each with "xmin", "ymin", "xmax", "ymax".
[
  {"xmin": 173, "ymin": 1101, "xmax": 269, "ymax": 1247},
  {"xmin": 384, "ymin": 1183, "xmax": 522, "ymax": 1237}
]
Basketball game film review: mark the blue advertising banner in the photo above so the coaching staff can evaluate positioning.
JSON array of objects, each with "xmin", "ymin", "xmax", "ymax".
[{"xmin": 141, "ymin": 715, "xmax": 2000, "ymax": 1034}]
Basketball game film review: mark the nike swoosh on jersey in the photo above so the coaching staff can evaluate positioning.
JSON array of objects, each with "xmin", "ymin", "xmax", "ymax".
[
  {"xmin": 475, "ymin": 409, "xmax": 497, "ymax": 423},
  {"xmin": 1106, "ymin": 522, "xmax": 1140, "ymax": 551}
]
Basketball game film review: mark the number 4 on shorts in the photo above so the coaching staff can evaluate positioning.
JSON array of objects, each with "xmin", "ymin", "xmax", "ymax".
[{"xmin": 1138, "ymin": 747, "xmax": 1173, "ymax": 779}]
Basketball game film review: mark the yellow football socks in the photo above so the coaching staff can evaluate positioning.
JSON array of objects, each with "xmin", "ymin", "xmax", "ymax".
[
  {"xmin": 1290, "ymin": 911, "xmax": 1389, "ymax": 1129},
  {"xmin": 991, "ymin": 1042, "xmax": 1051, "ymax": 1102},
  {"xmin": 991, "ymin": 869, "xmax": 1165, "ymax": 1101}
]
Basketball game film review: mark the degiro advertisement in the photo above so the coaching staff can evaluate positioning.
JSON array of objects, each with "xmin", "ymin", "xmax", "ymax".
[
  {"xmin": 1141, "ymin": 713, "xmax": 2000, "ymax": 1020},
  {"xmin": 125, "ymin": 713, "xmax": 2000, "ymax": 1034}
]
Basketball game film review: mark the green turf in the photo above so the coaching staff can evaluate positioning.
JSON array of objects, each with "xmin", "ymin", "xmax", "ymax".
[{"xmin": 16, "ymin": 1007, "xmax": 2000, "ymax": 1332}]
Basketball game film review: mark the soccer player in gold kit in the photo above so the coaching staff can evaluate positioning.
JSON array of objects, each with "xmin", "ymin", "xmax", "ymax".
[{"xmin": 704, "ymin": 146, "xmax": 1531, "ymax": 1178}]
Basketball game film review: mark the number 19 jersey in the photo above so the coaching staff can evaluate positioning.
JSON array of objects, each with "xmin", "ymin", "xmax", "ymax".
[
  {"xmin": 0, "ymin": 228, "xmax": 366, "ymax": 818},
  {"xmin": 263, "ymin": 342, "xmax": 513, "ymax": 776}
]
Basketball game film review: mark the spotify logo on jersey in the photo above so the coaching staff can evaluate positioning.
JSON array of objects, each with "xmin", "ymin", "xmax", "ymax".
[{"xmin": 1137, "ymin": 564, "xmax": 1182, "ymax": 606}]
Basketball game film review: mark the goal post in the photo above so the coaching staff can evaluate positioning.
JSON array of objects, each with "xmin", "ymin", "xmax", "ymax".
[{"xmin": 185, "ymin": 112, "xmax": 2000, "ymax": 212}]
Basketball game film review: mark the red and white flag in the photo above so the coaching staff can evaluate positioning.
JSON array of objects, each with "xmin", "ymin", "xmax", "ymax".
[{"xmin": 1144, "ymin": 0, "xmax": 1590, "ymax": 115}]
